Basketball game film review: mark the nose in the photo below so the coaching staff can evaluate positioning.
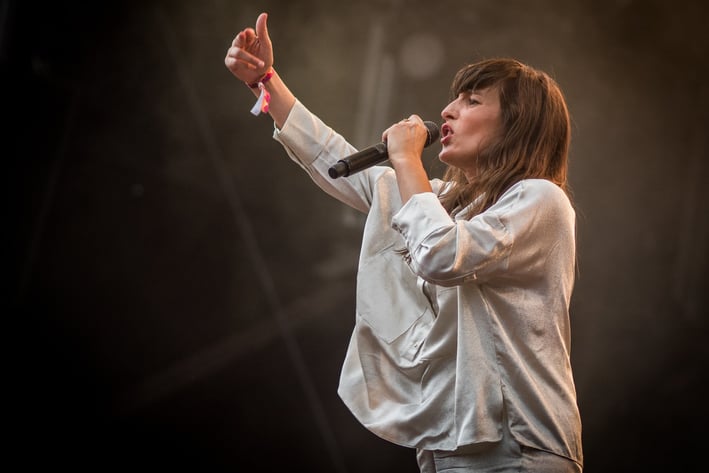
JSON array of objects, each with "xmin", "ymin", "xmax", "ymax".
[{"xmin": 441, "ymin": 100, "xmax": 456, "ymax": 120}]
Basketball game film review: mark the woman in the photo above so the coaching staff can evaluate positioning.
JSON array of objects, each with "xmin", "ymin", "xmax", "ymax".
[{"xmin": 225, "ymin": 12, "xmax": 583, "ymax": 473}]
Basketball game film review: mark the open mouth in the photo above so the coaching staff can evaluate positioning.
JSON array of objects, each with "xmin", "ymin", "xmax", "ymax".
[{"xmin": 441, "ymin": 123, "xmax": 453, "ymax": 144}]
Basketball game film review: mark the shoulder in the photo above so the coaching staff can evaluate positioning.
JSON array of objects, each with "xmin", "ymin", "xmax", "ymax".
[
  {"xmin": 501, "ymin": 179, "xmax": 572, "ymax": 210},
  {"xmin": 490, "ymin": 179, "xmax": 575, "ymax": 232},
  {"xmin": 508, "ymin": 178, "xmax": 566, "ymax": 198}
]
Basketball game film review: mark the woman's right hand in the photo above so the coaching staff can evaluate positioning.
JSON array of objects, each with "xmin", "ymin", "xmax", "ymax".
[{"xmin": 225, "ymin": 12, "xmax": 273, "ymax": 85}]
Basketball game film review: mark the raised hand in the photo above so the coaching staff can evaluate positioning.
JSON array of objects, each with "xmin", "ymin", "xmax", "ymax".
[{"xmin": 225, "ymin": 12, "xmax": 273, "ymax": 85}]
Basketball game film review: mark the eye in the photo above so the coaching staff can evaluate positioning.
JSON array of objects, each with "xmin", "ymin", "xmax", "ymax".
[{"xmin": 468, "ymin": 97, "xmax": 481, "ymax": 105}]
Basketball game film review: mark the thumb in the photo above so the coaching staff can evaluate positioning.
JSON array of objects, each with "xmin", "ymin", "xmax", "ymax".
[{"xmin": 255, "ymin": 12, "xmax": 271, "ymax": 45}]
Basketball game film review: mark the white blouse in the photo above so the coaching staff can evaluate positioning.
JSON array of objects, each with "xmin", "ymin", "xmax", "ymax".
[{"xmin": 273, "ymin": 100, "xmax": 583, "ymax": 465}]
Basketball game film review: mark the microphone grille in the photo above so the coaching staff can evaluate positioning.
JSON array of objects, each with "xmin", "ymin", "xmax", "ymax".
[{"xmin": 423, "ymin": 121, "xmax": 440, "ymax": 146}]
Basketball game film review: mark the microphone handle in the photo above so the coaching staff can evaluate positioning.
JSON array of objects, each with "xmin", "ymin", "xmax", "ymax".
[{"xmin": 328, "ymin": 143, "xmax": 388, "ymax": 178}]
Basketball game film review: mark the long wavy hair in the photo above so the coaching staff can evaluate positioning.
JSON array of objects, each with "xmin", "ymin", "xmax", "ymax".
[{"xmin": 439, "ymin": 58, "xmax": 572, "ymax": 218}]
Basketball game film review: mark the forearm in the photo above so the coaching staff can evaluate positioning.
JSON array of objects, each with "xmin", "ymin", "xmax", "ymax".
[{"xmin": 391, "ymin": 157, "xmax": 433, "ymax": 204}]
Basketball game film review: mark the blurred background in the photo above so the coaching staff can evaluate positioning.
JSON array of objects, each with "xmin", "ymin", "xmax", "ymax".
[{"xmin": 6, "ymin": 0, "xmax": 708, "ymax": 471}]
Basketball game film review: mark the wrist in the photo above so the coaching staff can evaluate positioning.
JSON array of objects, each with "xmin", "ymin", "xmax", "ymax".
[
  {"xmin": 247, "ymin": 69, "xmax": 274, "ymax": 89},
  {"xmin": 247, "ymin": 68, "xmax": 276, "ymax": 116}
]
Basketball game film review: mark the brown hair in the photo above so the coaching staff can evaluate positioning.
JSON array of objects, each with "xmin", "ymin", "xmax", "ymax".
[{"xmin": 439, "ymin": 58, "xmax": 572, "ymax": 217}]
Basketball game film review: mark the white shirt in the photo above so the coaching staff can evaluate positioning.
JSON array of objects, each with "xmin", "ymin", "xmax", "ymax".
[{"xmin": 273, "ymin": 100, "xmax": 583, "ymax": 465}]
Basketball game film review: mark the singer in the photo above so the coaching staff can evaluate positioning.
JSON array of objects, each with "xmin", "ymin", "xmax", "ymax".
[{"xmin": 226, "ymin": 12, "xmax": 582, "ymax": 473}]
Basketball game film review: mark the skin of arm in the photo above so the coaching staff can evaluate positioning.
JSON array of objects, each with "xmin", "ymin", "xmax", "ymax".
[{"xmin": 224, "ymin": 13, "xmax": 295, "ymax": 129}]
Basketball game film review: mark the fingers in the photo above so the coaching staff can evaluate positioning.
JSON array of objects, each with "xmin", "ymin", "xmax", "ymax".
[
  {"xmin": 242, "ymin": 28, "xmax": 258, "ymax": 47},
  {"xmin": 226, "ymin": 44, "xmax": 264, "ymax": 68},
  {"xmin": 406, "ymin": 114, "xmax": 423, "ymax": 126},
  {"xmin": 255, "ymin": 12, "xmax": 271, "ymax": 46},
  {"xmin": 395, "ymin": 116, "xmax": 424, "ymax": 131},
  {"xmin": 225, "ymin": 49, "xmax": 262, "ymax": 72},
  {"xmin": 224, "ymin": 55, "xmax": 257, "ymax": 73},
  {"xmin": 230, "ymin": 12, "xmax": 269, "ymax": 50},
  {"xmin": 226, "ymin": 29, "xmax": 265, "ymax": 70},
  {"xmin": 231, "ymin": 29, "xmax": 258, "ymax": 51},
  {"xmin": 383, "ymin": 116, "xmax": 428, "ymax": 147}
]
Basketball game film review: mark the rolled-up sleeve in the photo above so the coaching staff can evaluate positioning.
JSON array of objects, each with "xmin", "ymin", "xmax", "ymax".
[
  {"xmin": 391, "ymin": 180, "xmax": 575, "ymax": 287},
  {"xmin": 391, "ymin": 192, "xmax": 512, "ymax": 286}
]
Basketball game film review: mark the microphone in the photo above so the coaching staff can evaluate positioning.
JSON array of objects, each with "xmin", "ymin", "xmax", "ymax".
[{"xmin": 328, "ymin": 121, "xmax": 440, "ymax": 179}]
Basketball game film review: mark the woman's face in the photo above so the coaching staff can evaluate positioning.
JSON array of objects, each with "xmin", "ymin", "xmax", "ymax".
[{"xmin": 439, "ymin": 86, "xmax": 502, "ymax": 180}]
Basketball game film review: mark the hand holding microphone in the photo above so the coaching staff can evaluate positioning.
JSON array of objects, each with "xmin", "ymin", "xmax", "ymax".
[{"xmin": 328, "ymin": 118, "xmax": 440, "ymax": 179}]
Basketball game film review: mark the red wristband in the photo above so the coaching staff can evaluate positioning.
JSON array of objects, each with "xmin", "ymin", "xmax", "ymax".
[{"xmin": 248, "ymin": 69, "xmax": 274, "ymax": 89}]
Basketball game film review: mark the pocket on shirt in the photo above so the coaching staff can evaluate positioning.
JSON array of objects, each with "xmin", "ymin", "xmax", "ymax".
[{"xmin": 356, "ymin": 246, "xmax": 432, "ymax": 345}]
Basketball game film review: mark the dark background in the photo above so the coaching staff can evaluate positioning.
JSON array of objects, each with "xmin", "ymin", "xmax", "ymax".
[{"xmin": 7, "ymin": 0, "xmax": 708, "ymax": 471}]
